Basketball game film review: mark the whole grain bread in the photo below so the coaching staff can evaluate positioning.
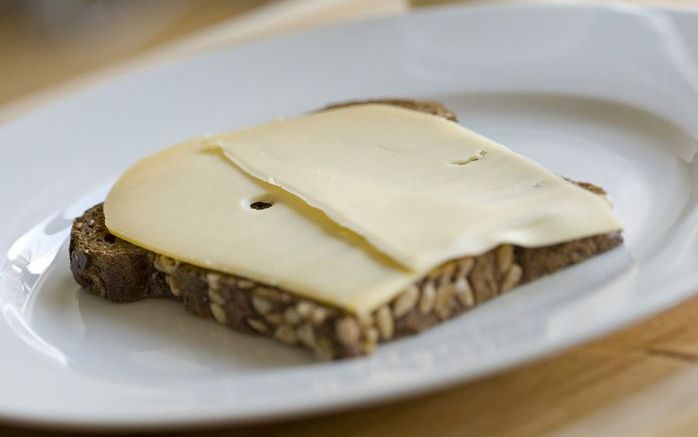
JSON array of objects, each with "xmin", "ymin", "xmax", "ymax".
[{"xmin": 69, "ymin": 99, "xmax": 622, "ymax": 359}]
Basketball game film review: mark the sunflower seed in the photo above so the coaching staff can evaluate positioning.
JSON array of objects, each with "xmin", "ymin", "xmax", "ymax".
[
  {"xmin": 435, "ymin": 284, "xmax": 455, "ymax": 319},
  {"xmin": 336, "ymin": 317, "xmax": 360, "ymax": 346},
  {"xmin": 310, "ymin": 307, "xmax": 328, "ymax": 325},
  {"xmin": 365, "ymin": 327, "xmax": 379, "ymax": 344},
  {"xmin": 296, "ymin": 301, "xmax": 314, "ymax": 318},
  {"xmin": 363, "ymin": 327, "xmax": 379, "ymax": 353},
  {"xmin": 246, "ymin": 317, "xmax": 267, "ymax": 333},
  {"xmin": 165, "ymin": 275, "xmax": 182, "ymax": 297},
  {"xmin": 496, "ymin": 245, "xmax": 514, "ymax": 273},
  {"xmin": 357, "ymin": 311, "xmax": 374, "ymax": 328},
  {"xmin": 206, "ymin": 272, "xmax": 221, "ymax": 290},
  {"xmin": 208, "ymin": 287, "xmax": 225, "ymax": 305},
  {"xmin": 419, "ymin": 281, "xmax": 436, "ymax": 314},
  {"xmin": 210, "ymin": 303, "xmax": 227, "ymax": 324},
  {"xmin": 296, "ymin": 323, "xmax": 316, "ymax": 348},
  {"xmin": 392, "ymin": 285, "xmax": 419, "ymax": 318},
  {"xmin": 237, "ymin": 280, "xmax": 255, "ymax": 290},
  {"xmin": 501, "ymin": 264, "xmax": 523, "ymax": 293},
  {"xmin": 376, "ymin": 306, "xmax": 394, "ymax": 339},
  {"xmin": 437, "ymin": 262, "xmax": 457, "ymax": 288},
  {"xmin": 454, "ymin": 276, "xmax": 475, "ymax": 307},
  {"xmin": 284, "ymin": 307, "xmax": 301, "ymax": 325},
  {"xmin": 251, "ymin": 296, "xmax": 273, "ymax": 315},
  {"xmin": 457, "ymin": 257, "xmax": 475, "ymax": 277},
  {"xmin": 153, "ymin": 255, "xmax": 179, "ymax": 274}
]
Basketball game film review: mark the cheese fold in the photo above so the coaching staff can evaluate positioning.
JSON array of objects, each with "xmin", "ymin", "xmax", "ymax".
[{"xmin": 219, "ymin": 104, "xmax": 622, "ymax": 270}]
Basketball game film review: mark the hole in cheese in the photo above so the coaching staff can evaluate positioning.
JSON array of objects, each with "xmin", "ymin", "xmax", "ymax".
[
  {"xmin": 250, "ymin": 201, "xmax": 273, "ymax": 210},
  {"xmin": 243, "ymin": 193, "xmax": 275, "ymax": 211}
]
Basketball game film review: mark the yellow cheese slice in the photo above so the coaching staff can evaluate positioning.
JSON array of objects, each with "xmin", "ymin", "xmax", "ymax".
[
  {"xmin": 104, "ymin": 139, "xmax": 420, "ymax": 315},
  {"xmin": 219, "ymin": 104, "xmax": 622, "ymax": 270},
  {"xmin": 105, "ymin": 104, "xmax": 623, "ymax": 316}
]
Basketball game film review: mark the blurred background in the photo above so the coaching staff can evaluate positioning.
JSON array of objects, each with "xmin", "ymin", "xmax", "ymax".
[
  {"xmin": 0, "ymin": 0, "xmax": 695, "ymax": 113},
  {"xmin": 0, "ymin": 0, "xmax": 273, "ymax": 105}
]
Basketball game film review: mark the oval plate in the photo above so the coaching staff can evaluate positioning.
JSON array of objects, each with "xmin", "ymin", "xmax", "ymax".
[{"xmin": 0, "ymin": 3, "xmax": 697, "ymax": 430}]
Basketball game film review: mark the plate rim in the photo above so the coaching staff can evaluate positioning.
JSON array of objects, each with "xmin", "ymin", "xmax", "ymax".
[{"xmin": 1, "ymin": 2, "xmax": 698, "ymax": 430}]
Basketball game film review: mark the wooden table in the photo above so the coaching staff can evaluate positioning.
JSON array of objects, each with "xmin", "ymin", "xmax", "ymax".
[{"xmin": 1, "ymin": 1, "xmax": 697, "ymax": 435}]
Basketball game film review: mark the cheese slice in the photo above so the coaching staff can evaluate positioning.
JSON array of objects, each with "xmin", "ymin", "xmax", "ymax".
[
  {"xmin": 105, "ymin": 139, "xmax": 420, "ymax": 315},
  {"xmin": 219, "ymin": 104, "xmax": 622, "ymax": 270},
  {"xmin": 105, "ymin": 104, "xmax": 623, "ymax": 316}
]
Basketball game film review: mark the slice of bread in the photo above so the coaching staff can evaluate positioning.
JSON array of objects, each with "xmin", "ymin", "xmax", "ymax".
[{"xmin": 69, "ymin": 100, "xmax": 623, "ymax": 359}]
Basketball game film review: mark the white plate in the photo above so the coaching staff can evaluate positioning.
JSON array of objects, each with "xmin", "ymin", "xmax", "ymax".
[{"xmin": 1, "ymin": 3, "xmax": 697, "ymax": 430}]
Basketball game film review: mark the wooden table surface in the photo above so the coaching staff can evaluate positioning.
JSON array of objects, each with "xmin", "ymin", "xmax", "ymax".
[{"xmin": 1, "ymin": 1, "xmax": 697, "ymax": 435}]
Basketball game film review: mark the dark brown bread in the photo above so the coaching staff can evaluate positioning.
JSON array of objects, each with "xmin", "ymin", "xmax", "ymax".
[{"xmin": 69, "ymin": 99, "xmax": 623, "ymax": 359}]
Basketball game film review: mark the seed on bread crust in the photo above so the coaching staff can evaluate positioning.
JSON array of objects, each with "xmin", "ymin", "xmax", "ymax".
[
  {"xmin": 496, "ymin": 245, "xmax": 514, "ymax": 273},
  {"xmin": 435, "ymin": 284, "xmax": 455, "ymax": 319},
  {"xmin": 208, "ymin": 287, "xmax": 226, "ymax": 305},
  {"xmin": 284, "ymin": 307, "xmax": 301, "ymax": 326},
  {"xmin": 419, "ymin": 281, "xmax": 436, "ymax": 314},
  {"xmin": 457, "ymin": 257, "xmax": 475, "ymax": 277},
  {"xmin": 254, "ymin": 286, "xmax": 287, "ymax": 303},
  {"xmin": 376, "ymin": 306, "xmax": 394, "ymax": 339},
  {"xmin": 336, "ymin": 317, "xmax": 361, "ymax": 346},
  {"xmin": 210, "ymin": 303, "xmax": 227, "ymax": 324},
  {"xmin": 393, "ymin": 285, "xmax": 419, "ymax": 318},
  {"xmin": 153, "ymin": 255, "xmax": 179, "ymax": 275},
  {"xmin": 501, "ymin": 264, "xmax": 523, "ymax": 293},
  {"xmin": 252, "ymin": 296, "xmax": 273, "ymax": 315},
  {"xmin": 296, "ymin": 323, "xmax": 316, "ymax": 348},
  {"xmin": 164, "ymin": 275, "xmax": 182, "ymax": 297},
  {"xmin": 296, "ymin": 301, "xmax": 314, "ymax": 318},
  {"xmin": 310, "ymin": 307, "xmax": 328, "ymax": 325},
  {"xmin": 437, "ymin": 262, "xmax": 457, "ymax": 287},
  {"xmin": 237, "ymin": 280, "xmax": 255, "ymax": 290},
  {"xmin": 363, "ymin": 327, "xmax": 379, "ymax": 353},
  {"xmin": 246, "ymin": 318, "xmax": 267, "ymax": 333},
  {"xmin": 206, "ymin": 272, "xmax": 222, "ymax": 290},
  {"xmin": 454, "ymin": 277, "xmax": 475, "ymax": 307}
]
